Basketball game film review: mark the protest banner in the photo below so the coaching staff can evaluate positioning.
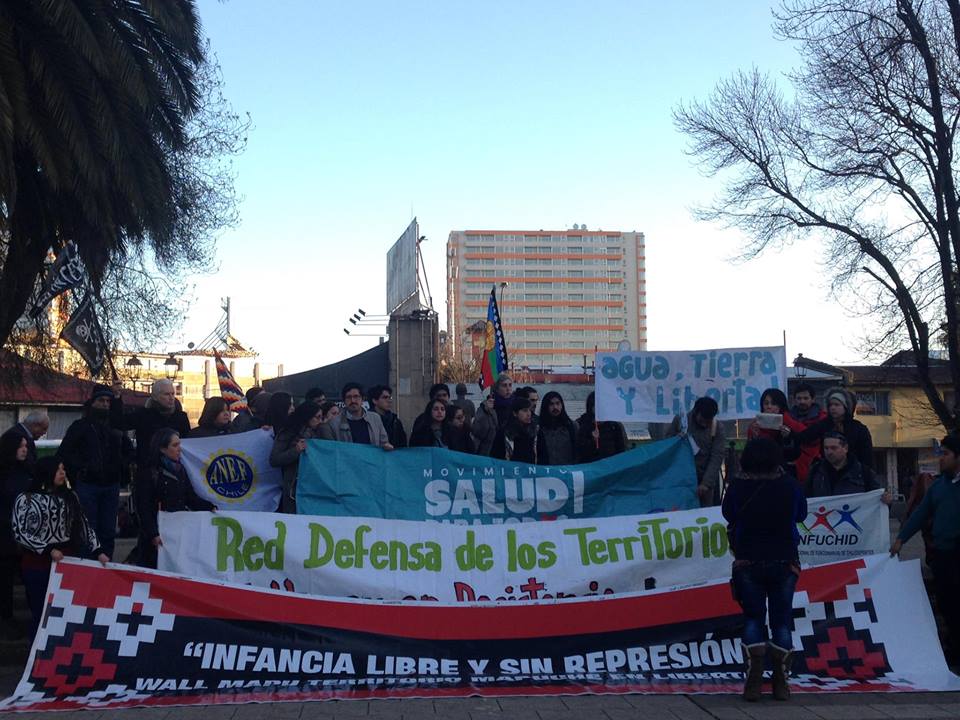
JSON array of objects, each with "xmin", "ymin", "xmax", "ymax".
[
  {"xmin": 180, "ymin": 430, "xmax": 282, "ymax": 512},
  {"xmin": 159, "ymin": 490, "xmax": 889, "ymax": 602},
  {"xmin": 296, "ymin": 437, "xmax": 698, "ymax": 522},
  {"xmin": 595, "ymin": 346, "xmax": 788, "ymax": 422},
  {"xmin": 2, "ymin": 555, "xmax": 957, "ymax": 712}
]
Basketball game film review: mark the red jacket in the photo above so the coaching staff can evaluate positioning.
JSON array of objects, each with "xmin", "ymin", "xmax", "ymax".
[{"xmin": 787, "ymin": 405, "xmax": 828, "ymax": 485}]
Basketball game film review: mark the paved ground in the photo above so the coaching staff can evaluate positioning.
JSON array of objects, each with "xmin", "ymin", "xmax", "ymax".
[
  {"xmin": 3, "ymin": 689, "xmax": 960, "ymax": 719},
  {"xmin": 0, "ymin": 513, "xmax": 952, "ymax": 719}
]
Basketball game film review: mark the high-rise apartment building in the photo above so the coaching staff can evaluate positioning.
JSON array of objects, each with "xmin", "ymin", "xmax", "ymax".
[{"xmin": 446, "ymin": 229, "xmax": 647, "ymax": 369}]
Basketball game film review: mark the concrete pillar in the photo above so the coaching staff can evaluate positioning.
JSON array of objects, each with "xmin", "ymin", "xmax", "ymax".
[{"xmin": 389, "ymin": 311, "xmax": 439, "ymax": 432}]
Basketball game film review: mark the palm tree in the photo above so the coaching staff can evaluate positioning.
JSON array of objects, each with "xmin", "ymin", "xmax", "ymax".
[{"xmin": 0, "ymin": 0, "xmax": 206, "ymax": 348}]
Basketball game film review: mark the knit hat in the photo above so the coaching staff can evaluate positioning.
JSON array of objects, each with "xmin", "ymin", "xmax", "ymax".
[
  {"xmin": 825, "ymin": 387, "xmax": 853, "ymax": 415},
  {"xmin": 90, "ymin": 384, "xmax": 114, "ymax": 402}
]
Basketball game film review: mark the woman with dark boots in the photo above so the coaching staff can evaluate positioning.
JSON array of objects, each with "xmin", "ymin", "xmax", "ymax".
[{"xmin": 722, "ymin": 438, "xmax": 807, "ymax": 701}]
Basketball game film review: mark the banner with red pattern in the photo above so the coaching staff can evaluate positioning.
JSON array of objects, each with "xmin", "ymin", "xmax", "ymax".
[{"xmin": 1, "ymin": 555, "xmax": 957, "ymax": 712}]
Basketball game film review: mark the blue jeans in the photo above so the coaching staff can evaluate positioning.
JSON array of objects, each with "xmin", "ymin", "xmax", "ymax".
[
  {"xmin": 75, "ymin": 483, "xmax": 119, "ymax": 558},
  {"xmin": 732, "ymin": 561, "xmax": 798, "ymax": 649}
]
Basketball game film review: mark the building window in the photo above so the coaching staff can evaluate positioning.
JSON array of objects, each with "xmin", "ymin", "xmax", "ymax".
[{"xmin": 855, "ymin": 391, "xmax": 890, "ymax": 416}]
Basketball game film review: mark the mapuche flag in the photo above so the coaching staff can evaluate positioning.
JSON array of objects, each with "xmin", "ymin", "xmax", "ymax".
[
  {"xmin": 214, "ymin": 352, "xmax": 248, "ymax": 412},
  {"xmin": 478, "ymin": 285, "xmax": 508, "ymax": 390}
]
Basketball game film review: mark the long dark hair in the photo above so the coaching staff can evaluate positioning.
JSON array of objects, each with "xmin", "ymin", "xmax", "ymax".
[
  {"xmin": 417, "ymin": 399, "xmax": 447, "ymax": 428},
  {"xmin": 264, "ymin": 391, "xmax": 293, "ymax": 429},
  {"xmin": 198, "ymin": 396, "xmax": 229, "ymax": 429},
  {"xmin": 29, "ymin": 456, "xmax": 69, "ymax": 493},
  {"xmin": 147, "ymin": 428, "xmax": 180, "ymax": 469},
  {"xmin": 538, "ymin": 391, "xmax": 571, "ymax": 429},
  {"xmin": 0, "ymin": 432, "xmax": 27, "ymax": 475},
  {"xmin": 284, "ymin": 401, "xmax": 320, "ymax": 434},
  {"xmin": 759, "ymin": 388, "xmax": 789, "ymax": 414}
]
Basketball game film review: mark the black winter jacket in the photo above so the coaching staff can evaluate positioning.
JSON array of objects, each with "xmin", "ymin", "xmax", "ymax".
[
  {"xmin": 136, "ymin": 462, "xmax": 215, "ymax": 539},
  {"xmin": 806, "ymin": 457, "xmax": 879, "ymax": 497},
  {"xmin": 58, "ymin": 415, "xmax": 133, "ymax": 487}
]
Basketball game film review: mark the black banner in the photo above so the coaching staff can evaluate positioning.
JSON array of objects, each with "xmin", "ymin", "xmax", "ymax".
[
  {"xmin": 29, "ymin": 242, "xmax": 86, "ymax": 320},
  {"xmin": 60, "ymin": 293, "xmax": 108, "ymax": 376}
]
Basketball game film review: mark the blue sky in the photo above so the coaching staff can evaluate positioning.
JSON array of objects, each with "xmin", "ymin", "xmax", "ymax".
[{"xmin": 180, "ymin": 1, "xmax": 866, "ymax": 373}]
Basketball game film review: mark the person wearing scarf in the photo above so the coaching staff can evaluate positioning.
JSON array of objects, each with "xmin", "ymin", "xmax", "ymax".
[
  {"xmin": 136, "ymin": 428, "xmax": 216, "ymax": 569},
  {"xmin": 11, "ymin": 457, "xmax": 108, "ymax": 638}
]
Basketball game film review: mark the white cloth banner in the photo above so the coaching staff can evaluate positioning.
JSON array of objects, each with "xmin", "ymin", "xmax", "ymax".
[
  {"xmin": 159, "ymin": 489, "xmax": 888, "ymax": 602},
  {"xmin": 179, "ymin": 429, "xmax": 282, "ymax": 512},
  {"xmin": 595, "ymin": 345, "xmax": 788, "ymax": 422}
]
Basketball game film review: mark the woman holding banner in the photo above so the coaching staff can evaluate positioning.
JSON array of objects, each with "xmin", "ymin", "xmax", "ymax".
[
  {"xmin": 722, "ymin": 438, "xmax": 807, "ymax": 702},
  {"xmin": 12, "ymin": 457, "xmax": 109, "ymax": 638},
  {"xmin": 136, "ymin": 429, "xmax": 216, "ymax": 569},
  {"xmin": 271, "ymin": 401, "xmax": 325, "ymax": 512},
  {"xmin": 746, "ymin": 389, "xmax": 805, "ymax": 476}
]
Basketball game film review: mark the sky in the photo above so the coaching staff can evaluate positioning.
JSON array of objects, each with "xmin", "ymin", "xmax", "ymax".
[{"xmin": 177, "ymin": 1, "xmax": 876, "ymax": 374}]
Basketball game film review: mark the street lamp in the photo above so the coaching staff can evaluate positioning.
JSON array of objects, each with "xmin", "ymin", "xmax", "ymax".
[
  {"xmin": 163, "ymin": 353, "xmax": 179, "ymax": 380},
  {"xmin": 793, "ymin": 353, "xmax": 808, "ymax": 379},
  {"xmin": 125, "ymin": 354, "xmax": 142, "ymax": 380}
]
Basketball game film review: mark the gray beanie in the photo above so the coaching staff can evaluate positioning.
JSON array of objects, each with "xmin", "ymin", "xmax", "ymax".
[{"xmin": 825, "ymin": 387, "xmax": 853, "ymax": 415}]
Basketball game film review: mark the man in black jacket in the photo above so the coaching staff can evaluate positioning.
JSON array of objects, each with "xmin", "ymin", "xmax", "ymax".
[
  {"xmin": 115, "ymin": 378, "xmax": 191, "ymax": 468},
  {"xmin": 58, "ymin": 385, "xmax": 132, "ymax": 557},
  {"xmin": 807, "ymin": 432, "xmax": 891, "ymax": 505}
]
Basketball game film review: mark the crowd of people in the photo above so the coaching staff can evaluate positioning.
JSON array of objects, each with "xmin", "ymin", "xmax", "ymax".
[{"xmin": 0, "ymin": 374, "xmax": 958, "ymax": 703}]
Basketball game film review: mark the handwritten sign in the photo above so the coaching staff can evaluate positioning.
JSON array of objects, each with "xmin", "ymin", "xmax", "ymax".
[{"xmin": 595, "ymin": 346, "xmax": 787, "ymax": 422}]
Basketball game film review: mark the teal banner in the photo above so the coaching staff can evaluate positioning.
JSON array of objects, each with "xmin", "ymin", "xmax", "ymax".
[{"xmin": 296, "ymin": 437, "xmax": 698, "ymax": 523}]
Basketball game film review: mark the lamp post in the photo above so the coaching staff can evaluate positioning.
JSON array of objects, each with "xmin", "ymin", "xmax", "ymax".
[
  {"xmin": 163, "ymin": 353, "xmax": 179, "ymax": 380},
  {"xmin": 125, "ymin": 355, "xmax": 142, "ymax": 388}
]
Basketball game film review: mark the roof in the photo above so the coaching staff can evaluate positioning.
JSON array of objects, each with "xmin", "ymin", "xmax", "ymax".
[
  {"xmin": 796, "ymin": 351, "xmax": 955, "ymax": 387},
  {"xmin": 0, "ymin": 351, "xmax": 149, "ymax": 407},
  {"xmin": 840, "ymin": 364, "xmax": 954, "ymax": 387}
]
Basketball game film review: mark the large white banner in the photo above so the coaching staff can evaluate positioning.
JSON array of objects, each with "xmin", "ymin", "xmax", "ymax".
[
  {"xmin": 180, "ymin": 429, "xmax": 282, "ymax": 512},
  {"xmin": 595, "ymin": 346, "xmax": 788, "ymax": 422},
  {"xmin": 160, "ymin": 490, "xmax": 888, "ymax": 602}
]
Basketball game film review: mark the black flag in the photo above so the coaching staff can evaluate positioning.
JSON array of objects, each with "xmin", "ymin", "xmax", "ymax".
[
  {"xmin": 29, "ymin": 241, "xmax": 86, "ymax": 319},
  {"xmin": 60, "ymin": 293, "xmax": 108, "ymax": 376}
]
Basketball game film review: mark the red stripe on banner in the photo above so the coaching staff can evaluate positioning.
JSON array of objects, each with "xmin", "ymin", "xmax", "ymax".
[
  {"xmin": 54, "ymin": 558, "xmax": 866, "ymax": 640},
  {"xmin": 798, "ymin": 558, "xmax": 865, "ymax": 602}
]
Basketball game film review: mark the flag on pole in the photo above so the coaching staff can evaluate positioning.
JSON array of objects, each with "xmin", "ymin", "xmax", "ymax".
[
  {"xmin": 60, "ymin": 292, "xmax": 108, "ymax": 376},
  {"xmin": 29, "ymin": 241, "xmax": 86, "ymax": 319},
  {"xmin": 214, "ymin": 351, "xmax": 248, "ymax": 412},
  {"xmin": 478, "ymin": 285, "xmax": 509, "ymax": 390}
]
